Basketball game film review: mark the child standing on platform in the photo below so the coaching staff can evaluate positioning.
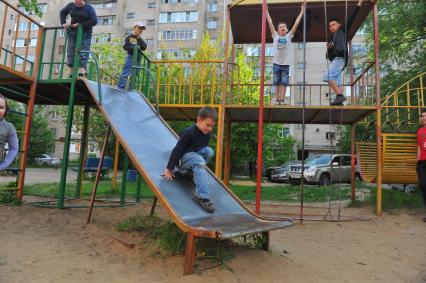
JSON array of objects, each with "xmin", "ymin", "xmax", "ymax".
[
  {"xmin": 266, "ymin": 1, "xmax": 306, "ymax": 105},
  {"xmin": 0, "ymin": 94, "xmax": 18, "ymax": 171},
  {"xmin": 117, "ymin": 22, "xmax": 147, "ymax": 90}
]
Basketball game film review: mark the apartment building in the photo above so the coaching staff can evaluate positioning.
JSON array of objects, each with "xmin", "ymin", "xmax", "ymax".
[{"xmin": 1, "ymin": 0, "xmax": 367, "ymax": 161}]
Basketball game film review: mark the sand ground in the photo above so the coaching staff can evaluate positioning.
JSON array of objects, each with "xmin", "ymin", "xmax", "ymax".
[{"xmin": 1, "ymin": 199, "xmax": 426, "ymax": 283}]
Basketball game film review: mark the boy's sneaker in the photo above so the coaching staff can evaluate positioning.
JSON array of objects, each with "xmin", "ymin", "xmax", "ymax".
[
  {"xmin": 331, "ymin": 94, "xmax": 346, "ymax": 106},
  {"xmin": 193, "ymin": 194, "xmax": 215, "ymax": 213}
]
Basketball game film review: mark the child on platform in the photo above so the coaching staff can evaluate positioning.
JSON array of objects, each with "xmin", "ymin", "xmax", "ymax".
[
  {"xmin": 417, "ymin": 109, "xmax": 426, "ymax": 222},
  {"xmin": 324, "ymin": 0, "xmax": 363, "ymax": 105},
  {"xmin": 0, "ymin": 94, "xmax": 18, "ymax": 171},
  {"xmin": 117, "ymin": 22, "xmax": 147, "ymax": 90},
  {"xmin": 266, "ymin": 0, "xmax": 306, "ymax": 105},
  {"xmin": 162, "ymin": 107, "xmax": 217, "ymax": 213}
]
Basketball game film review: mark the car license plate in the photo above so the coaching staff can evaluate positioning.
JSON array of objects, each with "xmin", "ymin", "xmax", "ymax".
[{"xmin": 290, "ymin": 173, "xmax": 301, "ymax": 178}]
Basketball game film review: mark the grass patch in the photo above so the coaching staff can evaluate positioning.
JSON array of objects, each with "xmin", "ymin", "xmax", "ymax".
[
  {"xmin": 116, "ymin": 212, "xmax": 264, "ymax": 268},
  {"xmin": 24, "ymin": 181, "xmax": 356, "ymax": 203},
  {"xmin": 231, "ymin": 184, "xmax": 354, "ymax": 203},
  {"xmin": 0, "ymin": 192, "xmax": 18, "ymax": 205},
  {"xmin": 368, "ymin": 188, "xmax": 426, "ymax": 212}
]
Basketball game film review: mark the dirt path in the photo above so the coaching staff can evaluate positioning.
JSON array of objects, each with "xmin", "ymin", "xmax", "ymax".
[{"xmin": 1, "ymin": 202, "xmax": 425, "ymax": 283}]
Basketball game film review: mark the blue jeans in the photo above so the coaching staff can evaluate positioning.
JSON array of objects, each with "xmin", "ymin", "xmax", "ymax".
[
  {"xmin": 67, "ymin": 29, "xmax": 92, "ymax": 68},
  {"xmin": 180, "ymin": 147, "xmax": 214, "ymax": 199},
  {"xmin": 272, "ymin": 64, "xmax": 290, "ymax": 86},
  {"xmin": 117, "ymin": 55, "xmax": 141, "ymax": 90},
  {"xmin": 322, "ymin": 57, "xmax": 345, "ymax": 87}
]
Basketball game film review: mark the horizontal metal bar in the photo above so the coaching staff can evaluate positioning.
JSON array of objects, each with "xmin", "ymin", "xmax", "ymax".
[{"xmin": 0, "ymin": 85, "xmax": 30, "ymax": 100}]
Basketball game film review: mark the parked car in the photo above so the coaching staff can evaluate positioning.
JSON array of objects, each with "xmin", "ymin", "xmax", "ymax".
[
  {"xmin": 264, "ymin": 165, "xmax": 281, "ymax": 180},
  {"xmin": 270, "ymin": 161, "xmax": 299, "ymax": 183},
  {"xmin": 34, "ymin": 154, "xmax": 60, "ymax": 168},
  {"xmin": 289, "ymin": 154, "xmax": 359, "ymax": 186}
]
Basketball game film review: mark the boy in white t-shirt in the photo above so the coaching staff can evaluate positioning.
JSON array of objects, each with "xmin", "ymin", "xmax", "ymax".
[{"xmin": 267, "ymin": 1, "xmax": 306, "ymax": 105}]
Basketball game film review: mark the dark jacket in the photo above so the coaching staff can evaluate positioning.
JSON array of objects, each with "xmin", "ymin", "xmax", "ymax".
[
  {"xmin": 327, "ymin": 5, "xmax": 360, "ymax": 63},
  {"xmin": 166, "ymin": 125, "xmax": 211, "ymax": 170},
  {"xmin": 123, "ymin": 34, "xmax": 147, "ymax": 60},
  {"xmin": 60, "ymin": 3, "xmax": 98, "ymax": 32}
]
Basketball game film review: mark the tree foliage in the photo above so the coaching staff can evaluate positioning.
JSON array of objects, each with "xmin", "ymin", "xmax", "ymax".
[{"xmin": 364, "ymin": 0, "xmax": 426, "ymax": 96}]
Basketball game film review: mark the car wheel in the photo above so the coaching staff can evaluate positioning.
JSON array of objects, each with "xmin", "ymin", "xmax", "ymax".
[
  {"xmin": 319, "ymin": 174, "xmax": 331, "ymax": 186},
  {"xmin": 289, "ymin": 178, "xmax": 300, "ymax": 186}
]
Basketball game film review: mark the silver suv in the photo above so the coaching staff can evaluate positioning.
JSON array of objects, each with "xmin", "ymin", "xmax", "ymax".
[{"xmin": 289, "ymin": 154, "xmax": 359, "ymax": 186}]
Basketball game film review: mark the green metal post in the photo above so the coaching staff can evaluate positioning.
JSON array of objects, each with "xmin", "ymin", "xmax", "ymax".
[
  {"xmin": 144, "ymin": 60, "xmax": 151, "ymax": 96},
  {"xmin": 136, "ymin": 173, "xmax": 142, "ymax": 202},
  {"xmin": 129, "ymin": 45, "xmax": 138, "ymax": 91},
  {"xmin": 38, "ymin": 27, "xmax": 47, "ymax": 80},
  {"xmin": 48, "ymin": 28, "xmax": 57, "ymax": 79},
  {"xmin": 120, "ymin": 153, "xmax": 129, "ymax": 206},
  {"xmin": 75, "ymin": 105, "xmax": 90, "ymax": 198},
  {"xmin": 58, "ymin": 26, "xmax": 83, "ymax": 208},
  {"xmin": 59, "ymin": 29, "xmax": 68, "ymax": 79}
]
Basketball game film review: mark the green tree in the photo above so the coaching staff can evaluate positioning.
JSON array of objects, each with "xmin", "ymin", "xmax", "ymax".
[
  {"xmin": 17, "ymin": 0, "xmax": 41, "ymax": 16},
  {"xmin": 364, "ymin": 0, "xmax": 426, "ymax": 96},
  {"xmin": 28, "ymin": 106, "xmax": 55, "ymax": 162}
]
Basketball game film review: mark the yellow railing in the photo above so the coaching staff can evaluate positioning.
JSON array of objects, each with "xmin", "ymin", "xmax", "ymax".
[
  {"xmin": 149, "ymin": 60, "xmax": 226, "ymax": 105},
  {"xmin": 381, "ymin": 72, "xmax": 425, "ymax": 129}
]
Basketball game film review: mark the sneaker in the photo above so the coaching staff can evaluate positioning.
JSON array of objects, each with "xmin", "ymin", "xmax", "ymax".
[
  {"xmin": 193, "ymin": 194, "xmax": 215, "ymax": 213},
  {"xmin": 280, "ymin": 99, "xmax": 287, "ymax": 105},
  {"xmin": 331, "ymin": 94, "xmax": 346, "ymax": 106}
]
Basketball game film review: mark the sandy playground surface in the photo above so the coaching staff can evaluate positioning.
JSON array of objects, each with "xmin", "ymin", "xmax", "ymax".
[{"xmin": 1, "ymin": 199, "xmax": 426, "ymax": 283}]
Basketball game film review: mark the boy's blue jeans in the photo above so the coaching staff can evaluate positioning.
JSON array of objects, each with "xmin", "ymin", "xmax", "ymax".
[
  {"xmin": 180, "ymin": 146, "xmax": 214, "ymax": 200},
  {"xmin": 67, "ymin": 29, "xmax": 92, "ymax": 69},
  {"xmin": 118, "ymin": 55, "xmax": 140, "ymax": 90}
]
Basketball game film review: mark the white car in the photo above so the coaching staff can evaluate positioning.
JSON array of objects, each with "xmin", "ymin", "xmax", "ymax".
[{"xmin": 34, "ymin": 154, "xmax": 60, "ymax": 167}]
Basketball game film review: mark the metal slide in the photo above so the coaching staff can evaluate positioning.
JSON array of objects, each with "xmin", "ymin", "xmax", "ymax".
[{"xmin": 84, "ymin": 80, "xmax": 293, "ymax": 239}]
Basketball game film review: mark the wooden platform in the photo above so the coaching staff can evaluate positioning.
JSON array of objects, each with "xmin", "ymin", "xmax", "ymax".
[
  {"xmin": 0, "ymin": 79, "xmax": 376, "ymax": 125},
  {"xmin": 159, "ymin": 104, "xmax": 376, "ymax": 125}
]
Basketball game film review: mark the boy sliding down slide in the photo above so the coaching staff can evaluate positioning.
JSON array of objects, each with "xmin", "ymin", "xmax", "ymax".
[
  {"xmin": 324, "ymin": 0, "xmax": 363, "ymax": 106},
  {"xmin": 162, "ymin": 107, "xmax": 217, "ymax": 213}
]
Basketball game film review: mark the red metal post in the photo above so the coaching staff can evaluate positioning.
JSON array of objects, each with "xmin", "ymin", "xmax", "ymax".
[
  {"xmin": 373, "ymin": 3, "xmax": 382, "ymax": 216},
  {"xmin": 255, "ymin": 0, "xmax": 267, "ymax": 214}
]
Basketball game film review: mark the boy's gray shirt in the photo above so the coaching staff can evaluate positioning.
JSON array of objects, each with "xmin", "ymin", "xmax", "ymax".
[{"xmin": 272, "ymin": 31, "xmax": 294, "ymax": 66}]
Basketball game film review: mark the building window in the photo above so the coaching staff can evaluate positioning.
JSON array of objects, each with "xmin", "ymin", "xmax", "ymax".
[
  {"xmin": 246, "ymin": 46, "xmax": 274, "ymax": 57},
  {"xmin": 148, "ymin": 2, "xmax": 156, "ymax": 8},
  {"xmin": 92, "ymin": 34, "xmax": 112, "ymax": 44},
  {"xmin": 31, "ymin": 23, "xmax": 38, "ymax": 30},
  {"xmin": 158, "ymin": 29, "xmax": 197, "ymax": 41},
  {"xmin": 207, "ymin": 19, "xmax": 217, "ymax": 29},
  {"xmin": 157, "ymin": 49, "xmax": 196, "ymax": 59},
  {"xmin": 282, "ymin": 127, "xmax": 290, "ymax": 137},
  {"xmin": 146, "ymin": 39, "xmax": 154, "ymax": 46},
  {"xmin": 30, "ymin": 38, "xmax": 37, "ymax": 47},
  {"xmin": 98, "ymin": 15, "xmax": 116, "ymax": 25},
  {"xmin": 297, "ymin": 62, "xmax": 306, "ymax": 69},
  {"xmin": 15, "ymin": 54, "xmax": 34, "ymax": 65},
  {"xmin": 161, "ymin": 0, "xmax": 199, "ymax": 3},
  {"xmin": 352, "ymin": 43, "xmax": 367, "ymax": 55},
  {"xmin": 17, "ymin": 22, "xmax": 28, "ymax": 31},
  {"xmin": 50, "ymin": 128, "xmax": 57, "ymax": 138},
  {"xmin": 126, "ymin": 12, "xmax": 135, "ymax": 19},
  {"xmin": 159, "ymin": 11, "xmax": 198, "ymax": 23},
  {"xmin": 124, "ymin": 29, "xmax": 132, "ymax": 35},
  {"xmin": 208, "ymin": 2, "xmax": 218, "ymax": 12},
  {"xmin": 147, "ymin": 19, "xmax": 155, "ymax": 26},
  {"xmin": 92, "ymin": 2, "xmax": 117, "ymax": 9},
  {"xmin": 326, "ymin": 132, "xmax": 336, "ymax": 140},
  {"xmin": 13, "ymin": 39, "xmax": 26, "ymax": 47}
]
